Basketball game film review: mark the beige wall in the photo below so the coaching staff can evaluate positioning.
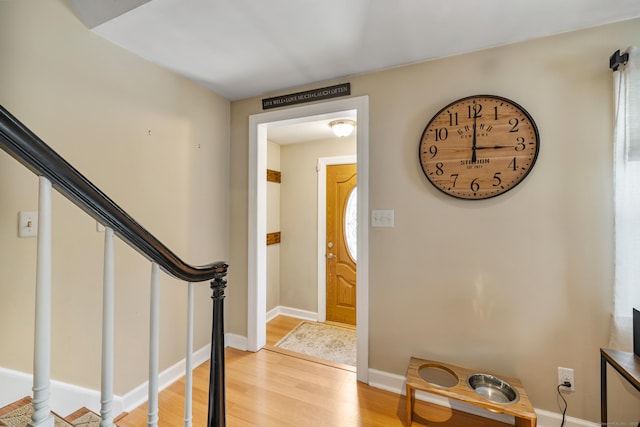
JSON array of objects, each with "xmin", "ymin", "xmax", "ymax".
[
  {"xmin": 0, "ymin": 0, "xmax": 229, "ymax": 395},
  {"xmin": 279, "ymin": 138, "xmax": 356, "ymax": 312},
  {"xmin": 229, "ymin": 19, "xmax": 640, "ymax": 422}
]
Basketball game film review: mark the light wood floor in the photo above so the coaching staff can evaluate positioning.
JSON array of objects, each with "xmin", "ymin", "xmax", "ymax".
[
  {"xmin": 265, "ymin": 314, "xmax": 305, "ymax": 345},
  {"xmin": 116, "ymin": 316, "xmax": 510, "ymax": 427}
]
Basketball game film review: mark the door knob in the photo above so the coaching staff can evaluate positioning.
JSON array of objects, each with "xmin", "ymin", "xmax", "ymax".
[
  {"xmin": 328, "ymin": 242, "xmax": 334, "ymax": 248},
  {"xmin": 327, "ymin": 253, "xmax": 335, "ymax": 259}
]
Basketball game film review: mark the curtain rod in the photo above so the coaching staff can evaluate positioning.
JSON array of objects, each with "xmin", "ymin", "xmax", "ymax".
[{"xmin": 610, "ymin": 49, "xmax": 629, "ymax": 71}]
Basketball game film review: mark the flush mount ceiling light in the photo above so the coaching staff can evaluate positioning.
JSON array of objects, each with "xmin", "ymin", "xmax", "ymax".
[{"xmin": 329, "ymin": 119, "xmax": 356, "ymax": 138}]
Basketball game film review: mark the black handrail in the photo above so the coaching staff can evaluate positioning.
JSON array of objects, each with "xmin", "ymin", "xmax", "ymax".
[
  {"xmin": 0, "ymin": 105, "xmax": 227, "ymax": 281},
  {"xmin": 0, "ymin": 104, "xmax": 228, "ymax": 426}
]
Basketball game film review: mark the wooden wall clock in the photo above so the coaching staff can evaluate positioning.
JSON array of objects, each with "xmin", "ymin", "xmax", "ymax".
[{"xmin": 419, "ymin": 95, "xmax": 540, "ymax": 200}]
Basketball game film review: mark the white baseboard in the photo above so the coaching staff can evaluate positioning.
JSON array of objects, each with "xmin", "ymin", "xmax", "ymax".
[
  {"xmin": 535, "ymin": 408, "xmax": 599, "ymax": 427},
  {"xmin": 0, "ymin": 344, "xmax": 213, "ymax": 417},
  {"xmin": 120, "ymin": 343, "xmax": 211, "ymax": 413},
  {"xmin": 0, "ymin": 367, "xmax": 32, "ymax": 410},
  {"xmin": 0, "ymin": 366, "xmax": 124, "ymax": 417},
  {"xmin": 50, "ymin": 379, "xmax": 124, "ymax": 417},
  {"xmin": 1, "ymin": 344, "xmax": 599, "ymax": 427},
  {"xmin": 225, "ymin": 333, "xmax": 248, "ymax": 351},
  {"xmin": 368, "ymin": 368, "xmax": 598, "ymax": 427},
  {"xmin": 266, "ymin": 305, "xmax": 318, "ymax": 323}
]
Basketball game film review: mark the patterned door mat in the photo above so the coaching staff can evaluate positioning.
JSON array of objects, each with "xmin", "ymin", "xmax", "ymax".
[{"xmin": 274, "ymin": 321, "xmax": 356, "ymax": 366}]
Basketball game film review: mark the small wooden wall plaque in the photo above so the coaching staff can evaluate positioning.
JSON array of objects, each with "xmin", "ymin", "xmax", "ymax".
[
  {"xmin": 266, "ymin": 232, "xmax": 281, "ymax": 246},
  {"xmin": 267, "ymin": 169, "xmax": 281, "ymax": 183}
]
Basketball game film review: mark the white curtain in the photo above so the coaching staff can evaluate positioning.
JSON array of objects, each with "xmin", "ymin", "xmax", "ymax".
[{"xmin": 611, "ymin": 46, "xmax": 640, "ymax": 350}]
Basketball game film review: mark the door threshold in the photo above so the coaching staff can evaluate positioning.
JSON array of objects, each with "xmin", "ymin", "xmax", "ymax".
[
  {"xmin": 263, "ymin": 344, "xmax": 356, "ymax": 373},
  {"xmin": 324, "ymin": 320, "xmax": 356, "ymax": 331}
]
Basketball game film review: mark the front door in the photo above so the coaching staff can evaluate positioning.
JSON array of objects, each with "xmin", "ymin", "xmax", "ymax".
[{"xmin": 326, "ymin": 164, "xmax": 357, "ymax": 325}]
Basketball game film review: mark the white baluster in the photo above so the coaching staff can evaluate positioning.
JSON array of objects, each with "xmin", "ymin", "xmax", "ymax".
[
  {"xmin": 29, "ymin": 177, "xmax": 54, "ymax": 427},
  {"xmin": 148, "ymin": 263, "xmax": 160, "ymax": 427},
  {"xmin": 184, "ymin": 282, "xmax": 194, "ymax": 427},
  {"xmin": 100, "ymin": 227, "xmax": 115, "ymax": 427}
]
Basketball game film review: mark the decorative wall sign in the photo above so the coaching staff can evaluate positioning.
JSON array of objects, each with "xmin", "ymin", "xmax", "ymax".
[{"xmin": 262, "ymin": 83, "xmax": 350, "ymax": 110}]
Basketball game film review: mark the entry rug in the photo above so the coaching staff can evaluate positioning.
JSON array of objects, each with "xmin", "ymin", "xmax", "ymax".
[{"xmin": 275, "ymin": 321, "xmax": 356, "ymax": 366}]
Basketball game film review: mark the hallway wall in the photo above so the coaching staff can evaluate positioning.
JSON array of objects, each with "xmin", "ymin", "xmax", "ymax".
[
  {"xmin": 229, "ymin": 18, "xmax": 640, "ymax": 422},
  {"xmin": 0, "ymin": 0, "xmax": 229, "ymax": 396}
]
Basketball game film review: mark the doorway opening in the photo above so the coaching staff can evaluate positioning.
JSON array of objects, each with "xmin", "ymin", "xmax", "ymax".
[{"xmin": 248, "ymin": 96, "xmax": 369, "ymax": 382}]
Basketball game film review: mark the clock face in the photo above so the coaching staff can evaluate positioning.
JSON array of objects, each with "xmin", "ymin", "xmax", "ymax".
[{"xmin": 419, "ymin": 95, "xmax": 539, "ymax": 200}]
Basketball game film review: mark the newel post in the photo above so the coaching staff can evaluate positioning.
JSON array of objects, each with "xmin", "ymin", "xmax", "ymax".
[{"xmin": 208, "ymin": 268, "xmax": 228, "ymax": 427}]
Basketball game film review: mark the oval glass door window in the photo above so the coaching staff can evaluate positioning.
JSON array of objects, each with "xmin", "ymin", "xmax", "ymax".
[{"xmin": 344, "ymin": 186, "xmax": 357, "ymax": 262}]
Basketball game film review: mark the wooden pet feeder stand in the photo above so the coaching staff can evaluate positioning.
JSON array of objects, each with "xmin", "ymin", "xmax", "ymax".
[{"xmin": 405, "ymin": 356, "xmax": 537, "ymax": 426}]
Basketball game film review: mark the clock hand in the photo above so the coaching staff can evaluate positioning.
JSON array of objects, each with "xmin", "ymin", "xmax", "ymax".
[
  {"xmin": 471, "ymin": 110, "xmax": 477, "ymax": 163},
  {"xmin": 475, "ymin": 145, "xmax": 512, "ymax": 150}
]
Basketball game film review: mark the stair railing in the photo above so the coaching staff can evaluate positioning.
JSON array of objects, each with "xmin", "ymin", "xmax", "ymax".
[{"xmin": 0, "ymin": 105, "xmax": 228, "ymax": 427}]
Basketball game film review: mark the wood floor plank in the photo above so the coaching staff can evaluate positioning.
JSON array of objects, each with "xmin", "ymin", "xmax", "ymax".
[
  {"xmin": 115, "ymin": 316, "xmax": 511, "ymax": 427},
  {"xmin": 266, "ymin": 315, "xmax": 303, "ymax": 345}
]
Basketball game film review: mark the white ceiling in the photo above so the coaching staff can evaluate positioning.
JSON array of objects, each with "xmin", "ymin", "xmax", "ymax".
[
  {"xmin": 67, "ymin": 0, "xmax": 640, "ymax": 143},
  {"xmin": 71, "ymin": 0, "xmax": 640, "ymax": 101},
  {"xmin": 265, "ymin": 109, "xmax": 357, "ymax": 144}
]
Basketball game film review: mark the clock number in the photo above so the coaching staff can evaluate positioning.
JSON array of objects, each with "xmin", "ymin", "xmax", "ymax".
[
  {"xmin": 429, "ymin": 145, "xmax": 438, "ymax": 158},
  {"xmin": 470, "ymin": 178, "xmax": 480, "ymax": 192},
  {"xmin": 449, "ymin": 112, "xmax": 458, "ymax": 126},
  {"xmin": 515, "ymin": 137, "xmax": 526, "ymax": 151},
  {"xmin": 493, "ymin": 106, "xmax": 499, "ymax": 120},
  {"xmin": 435, "ymin": 162, "xmax": 444, "ymax": 175},
  {"xmin": 468, "ymin": 104, "xmax": 482, "ymax": 118},
  {"xmin": 509, "ymin": 118, "xmax": 519, "ymax": 132},
  {"xmin": 451, "ymin": 173, "xmax": 459, "ymax": 187},
  {"xmin": 508, "ymin": 157, "xmax": 517, "ymax": 171},
  {"xmin": 434, "ymin": 127, "xmax": 448, "ymax": 141},
  {"xmin": 492, "ymin": 172, "xmax": 502, "ymax": 187}
]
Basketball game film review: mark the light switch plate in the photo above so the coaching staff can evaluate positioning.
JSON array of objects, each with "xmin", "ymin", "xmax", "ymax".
[
  {"xmin": 18, "ymin": 211, "xmax": 38, "ymax": 238},
  {"xmin": 371, "ymin": 210, "xmax": 394, "ymax": 227}
]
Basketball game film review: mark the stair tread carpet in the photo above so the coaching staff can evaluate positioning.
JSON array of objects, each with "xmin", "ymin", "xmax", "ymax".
[
  {"xmin": 64, "ymin": 408, "xmax": 102, "ymax": 427},
  {"xmin": 0, "ymin": 397, "xmax": 104, "ymax": 427}
]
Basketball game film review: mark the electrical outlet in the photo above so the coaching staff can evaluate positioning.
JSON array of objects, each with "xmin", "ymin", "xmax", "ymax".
[{"xmin": 558, "ymin": 367, "xmax": 575, "ymax": 391}]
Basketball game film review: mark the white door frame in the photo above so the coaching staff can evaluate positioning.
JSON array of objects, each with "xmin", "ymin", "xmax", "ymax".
[
  {"xmin": 248, "ymin": 96, "xmax": 369, "ymax": 383},
  {"xmin": 316, "ymin": 155, "xmax": 357, "ymax": 324}
]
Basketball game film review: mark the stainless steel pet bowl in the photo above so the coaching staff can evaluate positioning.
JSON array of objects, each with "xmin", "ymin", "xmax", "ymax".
[{"xmin": 467, "ymin": 373, "xmax": 519, "ymax": 404}]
